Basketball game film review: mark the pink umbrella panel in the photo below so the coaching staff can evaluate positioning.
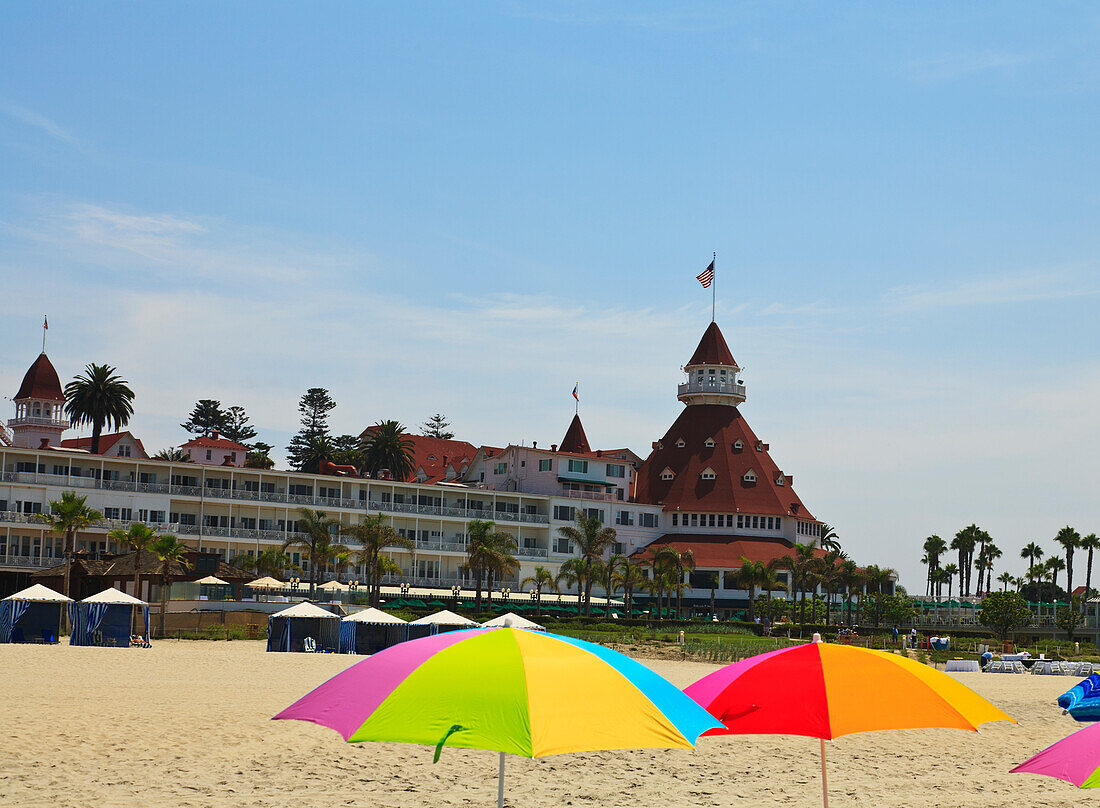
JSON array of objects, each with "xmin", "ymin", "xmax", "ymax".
[{"xmin": 1011, "ymin": 720, "xmax": 1100, "ymax": 789}]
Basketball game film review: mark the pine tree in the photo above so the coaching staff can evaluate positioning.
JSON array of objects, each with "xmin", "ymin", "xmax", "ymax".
[
  {"xmin": 286, "ymin": 388, "xmax": 337, "ymax": 471},
  {"xmin": 181, "ymin": 399, "xmax": 226, "ymax": 437},
  {"xmin": 221, "ymin": 405, "xmax": 258, "ymax": 444},
  {"xmin": 422, "ymin": 413, "xmax": 454, "ymax": 439}
]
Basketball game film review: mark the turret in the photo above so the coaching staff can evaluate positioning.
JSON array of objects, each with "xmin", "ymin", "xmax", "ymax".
[
  {"xmin": 10, "ymin": 353, "xmax": 68, "ymax": 448},
  {"xmin": 677, "ymin": 321, "xmax": 746, "ymax": 407}
]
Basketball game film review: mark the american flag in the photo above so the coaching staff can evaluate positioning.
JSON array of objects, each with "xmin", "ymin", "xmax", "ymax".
[
  {"xmin": 572, "ymin": 383, "xmax": 579, "ymax": 401},
  {"xmin": 696, "ymin": 260, "xmax": 714, "ymax": 288}
]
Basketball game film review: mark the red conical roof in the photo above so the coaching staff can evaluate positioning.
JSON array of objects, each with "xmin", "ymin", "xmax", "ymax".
[
  {"xmin": 687, "ymin": 321, "xmax": 737, "ymax": 367},
  {"xmin": 15, "ymin": 353, "xmax": 65, "ymax": 402},
  {"xmin": 633, "ymin": 405, "xmax": 813, "ymax": 519},
  {"xmin": 559, "ymin": 413, "xmax": 591, "ymax": 454}
]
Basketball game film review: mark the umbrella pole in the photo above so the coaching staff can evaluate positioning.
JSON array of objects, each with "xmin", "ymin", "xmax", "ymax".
[
  {"xmin": 819, "ymin": 738, "xmax": 829, "ymax": 808},
  {"xmin": 497, "ymin": 751, "xmax": 505, "ymax": 808}
]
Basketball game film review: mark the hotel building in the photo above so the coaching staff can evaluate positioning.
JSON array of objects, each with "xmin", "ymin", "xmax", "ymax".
[{"xmin": 1, "ymin": 320, "xmax": 826, "ymax": 611}]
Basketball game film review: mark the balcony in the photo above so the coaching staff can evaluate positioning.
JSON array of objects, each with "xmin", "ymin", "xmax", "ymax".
[
  {"xmin": 677, "ymin": 379, "xmax": 746, "ymax": 401},
  {"xmin": 557, "ymin": 489, "xmax": 616, "ymax": 502},
  {"xmin": 7, "ymin": 415, "xmax": 68, "ymax": 429}
]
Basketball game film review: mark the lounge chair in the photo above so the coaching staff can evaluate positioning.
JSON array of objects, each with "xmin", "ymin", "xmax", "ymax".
[{"xmin": 302, "ymin": 637, "xmax": 317, "ymax": 653}]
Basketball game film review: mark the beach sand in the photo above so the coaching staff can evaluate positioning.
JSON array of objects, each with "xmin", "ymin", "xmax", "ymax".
[{"xmin": 1, "ymin": 641, "xmax": 1094, "ymax": 807}]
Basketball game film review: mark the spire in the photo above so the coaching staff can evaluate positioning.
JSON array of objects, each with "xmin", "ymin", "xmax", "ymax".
[
  {"xmin": 15, "ymin": 353, "xmax": 65, "ymax": 402},
  {"xmin": 559, "ymin": 413, "xmax": 591, "ymax": 454},
  {"xmin": 679, "ymin": 321, "xmax": 746, "ymax": 407},
  {"xmin": 687, "ymin": 321, "xmax": 738, "ymax": 368}
]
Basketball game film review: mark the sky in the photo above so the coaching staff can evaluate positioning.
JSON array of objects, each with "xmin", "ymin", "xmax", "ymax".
[{"xmin": 1, "ymin": 2, "xmax": 1097, "ymax": 592}]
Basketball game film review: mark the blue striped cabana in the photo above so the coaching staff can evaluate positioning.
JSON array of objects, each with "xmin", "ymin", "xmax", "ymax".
[
  {"xmin": 0, "ymin": 584, "xmax": 71, "ymax": 643},
  {"xmin": 69, "ymin": 587, "xmax": 149, "ymax": 647}
]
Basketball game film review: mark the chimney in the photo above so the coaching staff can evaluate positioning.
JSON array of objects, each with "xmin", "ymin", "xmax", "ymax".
[
  {"xmin": 596, "ymin": 450, "xmax": 602, "ymax": 457},
  {"xmin": 551, "ymin": 444, "xmax": 557, "ymax": 452},
  {"xmin": 532, "ymin": 441, "xmax": 537, "ymax": 449},
  {"xmin": 39, "ymin": 437, "xmax": 51, "ymax": 449},
  {"xmin": 212, "ymin": 430, "xmax": 219, "ymax": 440}
]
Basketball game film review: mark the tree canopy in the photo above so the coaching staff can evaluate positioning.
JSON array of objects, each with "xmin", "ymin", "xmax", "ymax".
[
  {"xmin": 64, "ymin": 363, "xmax": 135, "ymax": 454},
  {"xmin": 978, "ymin": 591, "xmax": 1032, "ymax": 640},
  {"xmin": 286, "ymin": 388, "xmax": 337, "ymax": 471},
  {"xmin": 422, "ymin": 413, "xmax": 454, "ymax": 439}
]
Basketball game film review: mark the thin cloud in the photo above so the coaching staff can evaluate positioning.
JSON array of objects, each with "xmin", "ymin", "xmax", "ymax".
[
  {"xmin": 0, "ymin": 99, "xmax": 80, "ymax": 146},
  {"xmin": 907, "ymin": 50, "xmax": 1035, "ymax": 83},
  {"xmin": 883, "ymin": 270, "xmax": 1099, "ymax": 313}
]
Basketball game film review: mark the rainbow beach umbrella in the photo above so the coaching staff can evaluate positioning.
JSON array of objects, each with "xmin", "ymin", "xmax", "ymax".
[
  {"xmin": 274, "ymin": 627, "xmax": 720, "ymax": 807},
  {"xmin": 685, "ymin": 641, "xmax": 1014, "ymax": 807},
  {"xmin": 1011, "ymin": 720, "xmax": 1100, "ymax": 788}
]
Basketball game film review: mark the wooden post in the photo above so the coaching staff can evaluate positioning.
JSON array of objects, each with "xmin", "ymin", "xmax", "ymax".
[{"xmin": 820, "ymin": 738, "xmax": 829, "ymax": 808}]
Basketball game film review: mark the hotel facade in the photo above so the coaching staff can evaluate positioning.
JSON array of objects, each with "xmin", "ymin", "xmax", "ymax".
[{"xmin": 1, "ymin": 321, "xmax": 825, "ymax": 611}]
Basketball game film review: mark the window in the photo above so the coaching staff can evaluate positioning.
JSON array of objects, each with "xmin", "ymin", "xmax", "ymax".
[
  {"xmin": 776, "ymin": 474, "xmax": 785, "ymax": 486},
  {"xmin": 704, "ymin": 438, "xmax": 715, "ymax": 448},
  {"xmin": 583, "ymin": 507, "xmax": 604, "ymax": 523},
  {"xmin": 736, "ymin": 514, "xmax": 744, "ymax": 528},
  {"xmin": 755, "ymin": 441, "xmax": 763, "ymax": 452},
  {"xmin": 732, "ymin": 440, "xmax": 744, "ymax": 451},
  {"xmin": 751, "ymin": 516, "xmax": 759, "ymax": 529},
  {"xmin": 539, "ymin": 459, "xmax": 552, "ymax": 472},
  {"xmin": 553, "ymin": 537, "xmax": 574, "ymax": 554},
  {"xmin": 700, "ymin": 467, "xmax": 716, "ymax": 480},
  {"xmin": 553, "ymin": 505, "xmax": 575, "ymax": 521},
  {"xmin": 206, "ymin": 449, "xmax": 212, "ymax": 460},
  {"xmin": 660, "ymin": 467, "xmax": 675, "ymax": 481},
  {"xmin": 743, "ymin": 469, "xmax": 757, "ymax": 483},
  {"xmin": 615, "ymin": 510, "xmax": 634, "ymax": 526},
  {"xmin": 494, "ymin": 462, "xmax": 507, "ymax": 475},
  {"xmin": 708, "ymin": 514, "xmax": 716, "ymax": 527},
  {"xmin": 674, "ymin": 438, "xmax": 686, "ymax": 448},
  {"xmin": 717, "ymin": 515, "xmax": 725, "ymax": 527},
  {"xmin": 766, "ymin": 517, "xmax": 773, "ymax": 530},
  {"xmin": 672, "ymin": 513, "xmax": 678, "ymax": 526},
  {"xmin": 690, "ymin": 513, "xmax": 698, "ymax": 527},
  {"xmin": 640, "ymin": 513, "xmax": 659, "ymax": 528},
  {"xmin": 723, "ymin": 570, "xmax": 739, "ymax": 589},
  {"xmin": 289, "ymin": 484, "xmax": 312, "ymax": 496},
  {"xmin": 775, "ymin": 517, "xmax": 781, "ymax": 530},
  {"xmin": 606, "ymin": 463, "xmax": 625, "ymax": 478},
  {"xmin": 117, "ymin": 445, "xmax": 131, "ymax": 457},
  {"xmin": 567, "ymin": 459, "xmax": 589, "ymax": 474},
  {"xmin": 690, "ymin": 571, "xmax": 718, "ymax": 589}
]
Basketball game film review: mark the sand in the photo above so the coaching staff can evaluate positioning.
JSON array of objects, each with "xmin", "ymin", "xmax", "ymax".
[{"xmin": 0, "ymin": 641, "xmax": 1095, "ymax": 807}]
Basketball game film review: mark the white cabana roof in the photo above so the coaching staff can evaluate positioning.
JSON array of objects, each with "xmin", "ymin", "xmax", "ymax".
[
  {"xmin": 342, "ymin": 607, "xmax": 408, "ymax": 624},
  {"xmin": 271, "ymin": 602, "xmax": 340, "ymax": 619},
  {"xmin": 410, "ymin": 609, "xmax": 479, "ymax": 627},
  {"xmin": 3, "ymin": 583, "xmax": 72, "ymax": 603},
  {"xmin": 82, "ymin": 587, "xmax": 147, "ymax": 606},
  {"xmin": 481, "ymin": 612, "xmax": 545, "ymax": 631},
  {"xmin": 246, "ymin": 576, "xmax": 284, "ymax": 589},
  {"xmin": 317, "ymin": 580, "xmax": 348, "ymax": 591},
  {"xmin": 194, "ymin": 575, "xmax": 230, "ymax": 586}
]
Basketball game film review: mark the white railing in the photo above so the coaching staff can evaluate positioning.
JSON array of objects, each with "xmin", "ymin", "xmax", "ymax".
[
  {"xmin": 7, "ymin": 416, "xmax": 68, "ymax": 429},
  {"xmin": 678, "ymin": 380, "xmax": 746, "ymax": 398},
  {"xmin": 558, "ymin": 489, "xmax": 616, "ymax": 502}
]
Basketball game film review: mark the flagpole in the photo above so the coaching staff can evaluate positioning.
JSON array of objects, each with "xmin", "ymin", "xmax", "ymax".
[
  {"xmin": 712, "ymin": 252, "xmax": 716, "ymax": 322},
  {"xmin": 42, "ymin": 315, "xmax": 47, "ymax": 353}
]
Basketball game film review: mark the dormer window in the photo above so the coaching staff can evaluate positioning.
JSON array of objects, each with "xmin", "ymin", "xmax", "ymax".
[
  {"xmin": 755, "ymin": 441, "xmax": 764, "ymax": 452},
  {"xmin": 700, "ymin": 467, "xmax": 716, "ymax": 480},
  {"xmin": 776, "ymin": 474, "xmax": 785, "ymax": 486},
  {"xmin": 660, "ymin": 467, "xmax": 675, "ymax": 481},
  {"xmin": 674, "ymin": 438, "xmax": 686, "ymax": 448},
  {"xmin": 743, "ymin": 469, "xmax": 757, "ymax": 484},
  {"xmin": 704, "ymin": 438, "xmax": 715, "ymax": 448},
  {"xmin": 732, "ymin": 440, "xmax": 744, "ymax": 452}
]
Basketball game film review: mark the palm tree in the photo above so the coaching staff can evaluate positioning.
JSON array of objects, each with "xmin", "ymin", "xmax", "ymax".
[
  {"xmin": 836, "ymin": 560, "xmax": 861, "ymax": 626},
  {"xmin": 652, "ymin": 545, "xmax": 695, "ymax": 619},
  {"xmin": 297, "ymin": 433, "xmax": 336, "ymax": 475},
  {"xmin": 950, "ymin": 525, "xmax": 980, "ymax": 597},
  {"xmin": 63, "ymin": 363, "xmax": 135, "ymax": 455},
  {"xmin": 735, "ymin": 558, "xmax": 764, "ymax": 623},
  {"xmin": 759, "ymin": 559, "xmax": 788, "ymax": 608},
  {"xmin": 35, "ymin": 491, "xmax": 103, "ymax": 612},
  {"xmin": 612, "ymin": 560, "xmax": 648, "ymax": 617},
  {"xmin": 556, "ymin": 512, "xmax": 617, "ymax": 616},
  {"xmin": 981, "ymin": 543, "xmax": 1002, "ymax": 596},
  {"xmin": 483, "ymin": 530, "xmax": 519, "ymax": 600},
  {"xmin": 1055, "ymin": 526, "xmax": 1082, "ymax": 602},
  {"xmin": 997, "ymin": 571, "xmax": 1013, "ymax": 591},
  {"xmin": 1081, "ymin": 533, "xmax": 1100, "ymax": 610},
  {"xmin": 465, "ymin": 519, "xmax": 512, "ymax": 611},
  {"xmin": 150, "ymin": 534, "xmax": 191, "ymax": 636},
  {"xmin": 1020, "ymin": 541, "xmax": 1044, "ymax": 583},
  {"xmin": 154, "ymin": 447, "xmax": 190, "ymax": 462},
  {"xmin": 555, "ymin": 557, "xmax": 587, "ymax": 614},
  {"xmin": 107, "ymin": 522, "xmax": 158, "ymax": 633},
  {"xmin": 361, "ymin": 420, "xmax": 416, "ymax": 481},
  {"xmin": 817, "ymin": 523, "xmax": 841, "ymax": 553},
  {"xmin": 600, "ymin": 554, "xmax": 627, "ymax": 617},
  {"xmin": 282, "ymin": 508, "xmax": 343, "ymax": 599},
  {"xmin": 1047, "ymin": 556, "xmax": 1067, "ymax": 609},
  {"xmin": 646, "ymin": 546, "xmax": 671, "ymax": 619},
  {"xmin": 942, "ymin": 563, "xmax": 959, "ymax": 618},
  {"xmin": 520, "ymin": 566, "xmax": 558, "ymax": 616},
  {"xmin": 923, "ymin": 535, "xmax": 947, "ymax": 596},
  {"xmin": 781, "ymin": 543, "xmax": 818, "ymax": 628},
  {"xmin": 343, "ymin": 513, "xmax": 415, "ymax": 607}
]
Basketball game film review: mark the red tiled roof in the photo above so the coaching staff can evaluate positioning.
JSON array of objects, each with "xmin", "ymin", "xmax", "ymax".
[
  {"xmin": 60, "ymin": 431, "xmax": 148, "ymax": 458},
  {"xmin": 15, "ymin": 353, "xmax": 65, "ymax": 402},
  {"xmin": 633, "ymin": 404, "xmax": 815, "ymax": 520},
  {"xmin": 559, "ymin": 414, "xmax": 591, "ymax": 454},
  {"xmin": 687, "ymin": 321, "xmax": 738, "ymax": 368},
  {"xmin": 630, "ymin": 535, "xmax": 827, "ymax": 567},
  {"xmin": 359, "ymin": 427, "xmax": 477, "ymax": 485},
  {"xmin": 319, "ymin": 460, "xmax": 360, "ymax": 477},
  {"xmin": 180, "ymin": 435, "xmax": 251, "ymax": 451}
]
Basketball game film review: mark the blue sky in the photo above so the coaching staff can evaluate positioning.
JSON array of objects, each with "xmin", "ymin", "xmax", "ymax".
[{"xmin": 1, "ymin": 2, "xmax": 1097, "ymax": 590}]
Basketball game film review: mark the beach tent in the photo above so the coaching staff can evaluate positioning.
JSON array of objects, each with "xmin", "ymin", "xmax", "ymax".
[
  {"xmin": 246, "ymin": 576, "xmax": 284, "ymax": 590},
  {"xmin": 409, "ymin": 609, "xmax": 478, "ymax": 638},
  {"xmin": 481, "ymin": 612, "xmax": 545, "ymax": 631},
  {"xmin": 70, "ymin": 587, "xmax": 149, "ymax": 647},
  {"xmin": 267, "ymin": 602, "xmax": 340, "ymax": 653},
  {"xmin": 195, "ymin": 575, "xmax": 231, "ymax": 600},
  {"xmin": 0, "ymin": 584, "xmax": 71, "ymax": 643},
  {"xmin": 339, "ymin": 608, "xmax": 408, "ymax": 654},
  {"xmin": 318, "ymin": 580, "xmax": 348, "ymax": 591}
]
